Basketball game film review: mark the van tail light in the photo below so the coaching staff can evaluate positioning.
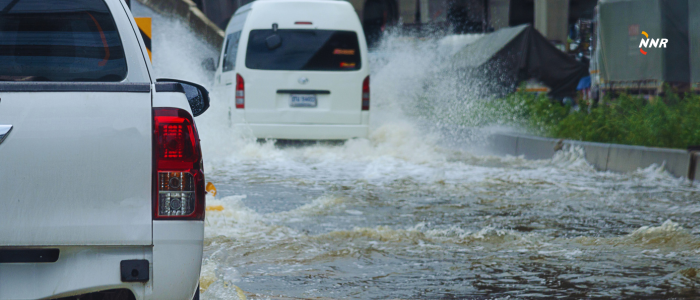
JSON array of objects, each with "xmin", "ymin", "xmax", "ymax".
[
  {"xmin": 362, "ymin": 76, "xmax": 370, "ymax": 111},
  {"xmin": 153, "ymin": 108, "xmax": 205, "ymax": 220},
  {"xmin": 235, "ymin": 74, "xmax": 245, "ymax": 109}
]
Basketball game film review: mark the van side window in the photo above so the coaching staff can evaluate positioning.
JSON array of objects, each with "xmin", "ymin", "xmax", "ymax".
[{"xmin": 222, "ymin": 31, "xmax": 241, "ymax": 72}]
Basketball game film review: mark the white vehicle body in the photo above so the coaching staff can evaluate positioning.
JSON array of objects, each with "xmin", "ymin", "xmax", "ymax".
[
  {"xmin": 214, "ymin": 0, "xmax": 370, "ymax": 140},
  {"xmin": 0, "ymin": 0, "xmax": 204, "ymax": 299}
]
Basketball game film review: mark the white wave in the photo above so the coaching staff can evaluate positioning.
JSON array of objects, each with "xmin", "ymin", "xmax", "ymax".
[
  {"xmin": 204, "ymin": 195, "xmax": 301, "ymax": 243},
  {"xmin": 275, "ymin": 195, "xmax": 354, "ymax": 217}
]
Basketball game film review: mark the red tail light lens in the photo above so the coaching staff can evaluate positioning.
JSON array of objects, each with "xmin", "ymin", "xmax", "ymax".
[
  {"xmin": 362, "ymin": 76, "xmax": 370, "ymax": 111},
  {"xmin": 153, "ymin": 108, "xmax": 205, "ymax": 220},
  {"xmin": 235, "ymin": 74, "xmax": 245, "ymax": 109}
]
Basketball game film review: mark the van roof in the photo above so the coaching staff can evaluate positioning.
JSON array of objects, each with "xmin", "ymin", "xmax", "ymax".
[
  {"xmin": 236, "ymin": 0, "xmax": 348, "ymax": 13},
  {"xmin": 237, "ymin": 0, "xmax": 363, "ymax": 33},
  {"xmin": 253, "ymin": 0, "xmax": 346, "ymax": 4},
  {"xmin": 249, "ymin": 0, "xmax": 354, "ymax": 11}
]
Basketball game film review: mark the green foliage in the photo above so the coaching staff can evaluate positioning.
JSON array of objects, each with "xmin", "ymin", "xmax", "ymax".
[{"xmin": 494, "ymin": 90, "xmax": 700, "ymax": 149}]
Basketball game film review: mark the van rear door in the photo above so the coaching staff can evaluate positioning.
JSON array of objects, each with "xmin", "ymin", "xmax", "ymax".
[
  {"xmin": 0, "ymin": 1, "xmax": 153, "ymax": 246},
  {"xmin": 242, "ymin": 29, "xmax": 365, "ymax": 125}
]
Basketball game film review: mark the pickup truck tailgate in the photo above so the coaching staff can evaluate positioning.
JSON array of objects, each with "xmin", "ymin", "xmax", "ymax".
[{"xmin": 0, "ymin": 87, "xmax": 153, "ymax": 246}]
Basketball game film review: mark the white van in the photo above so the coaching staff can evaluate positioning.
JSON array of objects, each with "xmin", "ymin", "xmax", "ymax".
[{"xmin": 213, "ymin": 0, "xmax": 370, "ymax": 140}]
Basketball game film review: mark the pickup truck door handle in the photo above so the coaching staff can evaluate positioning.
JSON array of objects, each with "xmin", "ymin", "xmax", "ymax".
[{"xmin": 0, "ymin": 125, "xmax": 12, "ymax": 145}]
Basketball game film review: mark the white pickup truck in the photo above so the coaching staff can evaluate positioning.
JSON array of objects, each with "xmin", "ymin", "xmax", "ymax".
[{"xmin": 0, "ymin": 0, "xmax": 207, "ymax": 299}]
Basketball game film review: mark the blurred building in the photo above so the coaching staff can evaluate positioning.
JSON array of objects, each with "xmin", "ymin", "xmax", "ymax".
[{"xmin": 191, "ymin": 0, "xmax": 597, "ymax": 45}]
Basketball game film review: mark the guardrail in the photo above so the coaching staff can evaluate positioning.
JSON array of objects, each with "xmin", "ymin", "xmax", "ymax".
[
  {"xmin": 135, "ymin": 0, "xmax": 224, "ymax": 48},
  {"xmin": 490, "ymin": 133, "xmax": 699, "ymax": 181}
]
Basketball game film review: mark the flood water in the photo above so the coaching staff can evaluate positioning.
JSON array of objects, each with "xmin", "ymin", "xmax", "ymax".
[{"xmin": 133, "ymin": 3, "xmax": 700, "ymax": 299}]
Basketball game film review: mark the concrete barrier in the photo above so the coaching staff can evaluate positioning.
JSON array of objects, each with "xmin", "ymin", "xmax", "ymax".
[
  {"xmin": 490, "ymin": 133, "xmax": 697, "ymax": 180},
  {"xmin": 488, "ymin": 134, "xmax": 518, "ymax": 156},
  {"xmin": 606, "ymin": 145, "xmax": 690, "ymax": 178},
  {"xmin": 136, "ymin": 0, "xmax": 224, "ymax": 48},
  {"xmin": 515, "ymin": 135, "xmax": 558, "ymax": 160},
  {"xmin": 565, "ymin": 140, "xmax": 611, "ymax": 171}
]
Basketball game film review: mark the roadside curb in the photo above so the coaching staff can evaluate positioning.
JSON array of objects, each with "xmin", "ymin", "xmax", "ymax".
[
  {"xmin": 489, "ymin": 133, "xmax": 698, "ymax": 180},
  {"xmin": 136, "ymin": 0, "xmax": 224, "ymax": 48}
]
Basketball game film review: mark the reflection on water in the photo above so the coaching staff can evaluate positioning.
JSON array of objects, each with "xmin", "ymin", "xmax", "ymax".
[{"xmin": 132, "ymin": 2, "xmax": 700, "ymax": 298}]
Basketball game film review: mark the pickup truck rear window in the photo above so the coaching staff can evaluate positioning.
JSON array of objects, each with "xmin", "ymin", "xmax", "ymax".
[
  {"xmin": 245, "ymin": 29, "xmax": 361, "ymax": 71},
  {"xmin": 0, "ymin": 0, "xmax": 127, "ymax": 82}
]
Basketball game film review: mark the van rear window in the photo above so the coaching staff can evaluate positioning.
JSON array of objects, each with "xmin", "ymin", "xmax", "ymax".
[
  {"xmin": 245, "ymin": 29, "xmax": 361, "ymax": 71},
  {"xmin": 0, "ymin": 0, "xmax": 127, "ymax": 82}
]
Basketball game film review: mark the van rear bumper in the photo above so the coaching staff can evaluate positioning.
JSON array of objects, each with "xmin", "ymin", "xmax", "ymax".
[{"xmin": 242, "ymin": 123, "xmax": 369, "ymax": 140}]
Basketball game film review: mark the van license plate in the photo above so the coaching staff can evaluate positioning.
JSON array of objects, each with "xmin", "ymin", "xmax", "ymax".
[{"xmin": 290, "ymin": 94, "xmax": 317, "ymax": 107}]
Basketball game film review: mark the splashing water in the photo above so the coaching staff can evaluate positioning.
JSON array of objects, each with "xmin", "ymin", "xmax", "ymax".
[{"xmin": 132, "ymin": 3, "xmax": 700, "ymax": 299}]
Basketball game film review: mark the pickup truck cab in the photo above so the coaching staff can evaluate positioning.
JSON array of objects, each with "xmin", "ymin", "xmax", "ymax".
[{"xmin": 0, "ymin": 0, "xmax": 208, "ymax": 299}]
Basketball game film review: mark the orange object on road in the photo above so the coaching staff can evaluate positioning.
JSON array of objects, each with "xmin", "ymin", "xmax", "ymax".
[
  {"xmin": 206, "ymin": 182, "xmax": 217, "ymax": 197},
  {"xmin": 206, "ymin": 205, "xmax": 224, "ymax": 212}
]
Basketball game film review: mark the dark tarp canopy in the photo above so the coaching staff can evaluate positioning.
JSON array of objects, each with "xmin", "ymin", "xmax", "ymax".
[{"xmin": 453, "ymin": 24, "xmax": 589, "ymax": 99}]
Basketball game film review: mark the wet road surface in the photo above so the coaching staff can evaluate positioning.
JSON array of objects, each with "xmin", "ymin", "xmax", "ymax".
[{"xmin": 132, "ymin": 3, "xmax": 700, "ymax": 298}]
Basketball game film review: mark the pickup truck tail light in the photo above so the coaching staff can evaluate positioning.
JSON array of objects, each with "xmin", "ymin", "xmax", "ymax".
[{"xmin": 153, "ymin": 108, "xmax": 205, "ymax": 220}]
